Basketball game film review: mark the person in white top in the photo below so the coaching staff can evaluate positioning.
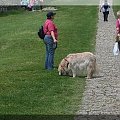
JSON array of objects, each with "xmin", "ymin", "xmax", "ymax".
[{"xmin": 100, "ymin": 0, "xmax": 110, "ymax": 21}]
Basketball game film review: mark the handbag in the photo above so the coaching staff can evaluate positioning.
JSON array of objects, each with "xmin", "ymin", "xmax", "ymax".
[
  {"xmin": 116, "ymin": 34, "xmax": 120, "ymax": 42},
  {"xmin": 113, "ymin": 42, "xmax": 119, "ymax": 56},
  {"xmin": 53, "ymin": 42, "xmax": 57, "ymax": 49}
]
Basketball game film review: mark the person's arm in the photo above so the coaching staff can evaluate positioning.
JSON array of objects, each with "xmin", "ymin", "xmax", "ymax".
[
  {"xmin": 100, "ymin": 9, "xmax": 101, "ymax": 12},
  {"xmin": 51, "ymin": 31, "xmax": 57, "ymax": 43},
  {"xmin": 108, "ymin": 3, "xmax": 110, "ymax": 8},
  {"xmin": 100, "ymin": 5, "xmax": 103, "ymax": 12},
  {"xmin": 116, "ymin": 20, "xmax": 120, "ymax": 34},
  {"xmin": 47, "ymin": 22, "xmax": 58, "ymax": 43}
]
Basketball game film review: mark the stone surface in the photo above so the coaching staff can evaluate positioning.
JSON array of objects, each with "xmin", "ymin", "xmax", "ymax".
[{"xmin": 76, "ymin": 4, "xmax": 120, "ymax": 115}]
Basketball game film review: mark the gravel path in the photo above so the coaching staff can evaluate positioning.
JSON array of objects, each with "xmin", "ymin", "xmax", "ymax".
[{"xmin": 76, "ymin": 4, "xmax": 120, "ymax": 115}]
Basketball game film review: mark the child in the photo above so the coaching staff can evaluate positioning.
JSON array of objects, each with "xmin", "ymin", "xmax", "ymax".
[{"xmin": 100, "ymin": 0, "xmax": 110, "ymax": 21}]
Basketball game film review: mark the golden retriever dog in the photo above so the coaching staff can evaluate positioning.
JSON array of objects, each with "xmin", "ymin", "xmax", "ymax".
[{"xmin": 58, "ymin": 52, "xmax": 97, "ymax": 79}]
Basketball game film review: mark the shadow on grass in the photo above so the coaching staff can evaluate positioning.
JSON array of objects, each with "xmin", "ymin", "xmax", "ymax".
[
  {"xmin": 60, "ymin": 75, "xmax": 104, "ymax": 79},
  {"xmin": 0, "ymin": 9, "xmax": 25, "ymax": 17},
  {"xmin": 60, "ymin": 75, "xmax": 87, "ymax": 78}
]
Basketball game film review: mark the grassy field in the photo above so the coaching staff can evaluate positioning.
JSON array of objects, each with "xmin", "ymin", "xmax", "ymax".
[{"xmin": 0, "ymin": 6, "xmax": 98, "ymax": 115}]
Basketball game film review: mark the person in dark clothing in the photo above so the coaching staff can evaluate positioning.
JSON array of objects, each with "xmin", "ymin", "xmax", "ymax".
[{"xmin": 100, "ymin": 0, "xmax": 110, "ymax": 21}]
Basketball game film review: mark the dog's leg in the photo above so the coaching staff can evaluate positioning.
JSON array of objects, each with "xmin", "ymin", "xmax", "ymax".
[
  {"xmin": 73, "ymin": 73, "xmax": 76, "ymax": 78},
  {"xmin": 71, "ymin": 69, "xmax": 76, "ymax": 78},
  {"xmin": 89, "ymin": 70, "xmax": 94, "ymax": 79},
  {"xmin": 88, "ymin": 59, "xmax": 97, "ymax": 78},
  {"xmin": 59, "ymin": 71, "xmax": 62, "ymax": 76},
  {"xmin": 67, "ymin": 63, "xmax": 76, "ymax": 78},
  {"xmin": 87, "ymin": 65, "xmax": 93, "ymax": 79}
]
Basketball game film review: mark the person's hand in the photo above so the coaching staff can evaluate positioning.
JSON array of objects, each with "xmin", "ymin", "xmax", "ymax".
[
  {"xmin": 116, "ymin": 28, "xmax": 119, "ymax": 31},
  {"xmin": 118, "ymin": 34, "xmax": 120, "ymax": 37},
  {"xmin": 54, "ymin": 39, "xmax": 57, "ymax": 43}
]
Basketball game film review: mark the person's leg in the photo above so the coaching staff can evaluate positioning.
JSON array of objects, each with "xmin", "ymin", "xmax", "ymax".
[
  {"xmin": 107, "ymin": 11, "xmax": 109, "ymax": 21},
  {"xmin": 104, "ymin": 12, "xmax": 107, "ymax": 21},
  {"xmin": 40, "ymin": 5, "xmax": 43, "ymax": 10},
  {"xmin": 52, "ymin": 49, "xmax": 55, "ymax": 68},
  {"xmin": 43, "ymin": 38, "xmax": 49, "ymax": 69},
  {"xmin": 45, "ymin": 44, "xmax": 49, "ymax": 69},
  {"xmin": 44, "ymin": 36, "xmax": 54, "ymax": 70},
  {"xmin": 40, "ymin": 1, "xmax": 43, "ymax": 10},
  {"xmin": 103, "ymin": 12, "xmax": 106, "ymax": 21},
  {"xmin": 52, "ymin": 43, "xmax": 57, "ymax": 68},
  {"xmin": 106, "ymin": 11, "xmax": 109, "ymax": 21},
  {"xmin": 106, "ymin": 14, "xmax": 108, "ymax": 21},
  {"xmin": 44, "ymin": 35, "xmax": 53, "ymax": 69},
  {"xmin": 105, "ymin": 12, "xmax": 107, "ymax": 21},
  {"xmin": 47, "ymin": 41, "xmax": 55, "ymax": 70}
]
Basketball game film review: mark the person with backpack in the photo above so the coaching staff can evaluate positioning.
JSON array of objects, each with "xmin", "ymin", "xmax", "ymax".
[
  {"xmin": 43, "ymin": 11, "xmax": 58, "ymax": 70},
  {"xmin": 100, "ymin": 0, "xmax": 110, "ymax": 22}
]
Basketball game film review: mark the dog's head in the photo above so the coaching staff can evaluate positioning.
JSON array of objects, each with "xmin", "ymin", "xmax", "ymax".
[{"xmin": 58, "ymin": 58, "xmax": 69, "ymax": 76}]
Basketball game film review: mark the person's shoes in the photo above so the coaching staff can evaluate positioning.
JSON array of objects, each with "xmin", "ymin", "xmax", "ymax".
[
  {"xmin": 47, "ymin": 68, "xmax": 53, "ymax": 70},
  {"xmin": 45, "ymin": 67, "xmax": 53, "ymax": 70},
  {"xmin": 53, "ymin": 65, "xmax": 58, "ymax": 69}
]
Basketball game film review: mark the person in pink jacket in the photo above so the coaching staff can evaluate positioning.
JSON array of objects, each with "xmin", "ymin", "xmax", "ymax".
[
  {"xmin": 116, "ymin": 11, "xmax": 120, "ymax": 50},
  {"xmin": 28, "ymin": 0, "xmax": 35, "ymax": 11}
]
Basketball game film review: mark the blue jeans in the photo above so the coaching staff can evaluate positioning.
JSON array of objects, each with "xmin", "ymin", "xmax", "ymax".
[{"xmin": 43, "ymin": 35, "xmax": 57, "ymax": 70}]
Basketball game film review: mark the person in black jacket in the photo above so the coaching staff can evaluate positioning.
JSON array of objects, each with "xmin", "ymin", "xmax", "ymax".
[{"xmin": 100, "ymin": 0, "xmax": 110, "ymax": 21}]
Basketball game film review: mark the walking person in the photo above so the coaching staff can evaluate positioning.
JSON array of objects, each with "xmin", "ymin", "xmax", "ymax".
[
  {"xmin": 100, "ymin": 0, "xmax": 110, "ymax": 21},
  {"xmin": 116, "ymin": 11, "xmax": 120, "ymax": 50},
  {"xmin": 43, "ymin": 11, "xmax": 58, "ymax": 70},
  {"xmin": 28, "ymin": 0, "xmax": 35, "ymax": 11},
  {"xmin": 40, "ymin": 0, "xmax": 43, "ymax": 10}
]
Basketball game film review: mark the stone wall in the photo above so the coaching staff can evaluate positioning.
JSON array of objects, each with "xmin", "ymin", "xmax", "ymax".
[
  {"xmin": 0, "ymin": 0, "xmax": 22, "ymax": 12},
  {"xmin": 0, "ymin": 0, "xmax": 21, "ymax": 5}
]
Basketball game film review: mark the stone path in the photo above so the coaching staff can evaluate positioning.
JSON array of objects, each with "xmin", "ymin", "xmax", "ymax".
[{"xmin": 76, "ymin": 3, "xmax": 120, "ymax": 115}]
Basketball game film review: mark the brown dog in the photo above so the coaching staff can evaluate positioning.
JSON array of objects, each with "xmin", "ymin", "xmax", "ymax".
[{"xmin": 58, "ymin": 52, "xmax": 97, "ymax": 79}]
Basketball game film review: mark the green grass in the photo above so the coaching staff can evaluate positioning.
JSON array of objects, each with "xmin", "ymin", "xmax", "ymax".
[
  {"xmin": 0, "ymin": 6, "xmax": 98, "ymax": 115},
  {"xmin": 113, "ymin": 6, "xmax": 120, "ymax": 18}
]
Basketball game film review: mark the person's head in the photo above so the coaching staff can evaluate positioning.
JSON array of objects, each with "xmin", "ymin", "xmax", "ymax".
[
  {"xmin": 104, "ymin": 0, "xmax": 108, "ymax": 4},
  {"xmin": 46, "ymin": 11, "xmax": 56, "ymax": 20},
  {"xmin": 117, "ymin": 11, "xmax": 120, "ymax": 18},
  {"xmin": 104, "ymin": 0, "xmax": 107, "ymax": 3}
]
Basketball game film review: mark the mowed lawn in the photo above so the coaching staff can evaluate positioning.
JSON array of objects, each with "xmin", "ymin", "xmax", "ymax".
[{"xmin": 0, "ymin": 6, "xmax": 98, "ymax": 114}]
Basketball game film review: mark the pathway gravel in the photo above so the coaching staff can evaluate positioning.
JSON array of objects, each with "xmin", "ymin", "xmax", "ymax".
[{"xmin": 76, "ymin": 3, "xmax": 120, "ymax": 115}]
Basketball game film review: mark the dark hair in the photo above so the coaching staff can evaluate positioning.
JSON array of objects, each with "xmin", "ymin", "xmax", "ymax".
[{"xmin": 47, "ymin": 16, "xmax": 52, "ymax": 19}]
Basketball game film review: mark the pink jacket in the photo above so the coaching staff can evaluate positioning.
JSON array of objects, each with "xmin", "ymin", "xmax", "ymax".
[
  {"xmin": 116, "ymin": 19, "xmax": 120, "ymax": 34},
  {"xmin": 43, "ymin": 19, "xmax": 58, "ymax": 40}
]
